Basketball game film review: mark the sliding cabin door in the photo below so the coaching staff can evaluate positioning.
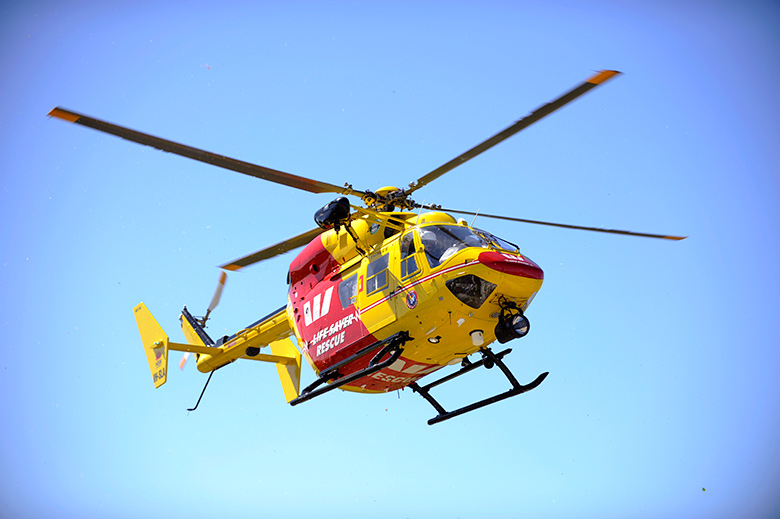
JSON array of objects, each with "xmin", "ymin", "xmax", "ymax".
[{"xmin": 356, "ymin": 242, "xmax": 398, "ymax": 334}]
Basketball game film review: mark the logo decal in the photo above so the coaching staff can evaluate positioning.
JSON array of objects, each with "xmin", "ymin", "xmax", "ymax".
[
  {"xmin": 369, "ymin": 223, "xmax": 380, "ymax": 235},
  {"xmin": 405, "ymin": 290, "xmax": 418, "ymax": 309},
  {"xmin": 303, "ymin": 286, "xmax": 334, "ymax": 327},
  {"xmin": 501, "ymin": 252, "xmax": 525, "ymax": 262}
]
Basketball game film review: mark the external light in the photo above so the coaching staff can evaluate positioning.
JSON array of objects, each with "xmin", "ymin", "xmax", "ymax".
[{"xmin": 495, "ymin": 311, "xmax": 530, "ymax": 344}]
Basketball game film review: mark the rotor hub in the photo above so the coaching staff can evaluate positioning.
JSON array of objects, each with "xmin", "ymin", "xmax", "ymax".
[{"xmin": 362, "ymin": 186, "xmax": 416, "ymax": 212}]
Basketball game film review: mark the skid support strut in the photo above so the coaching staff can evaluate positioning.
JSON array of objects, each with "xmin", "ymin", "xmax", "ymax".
[
  {"xmin": 291, "ymin": 331, "xmax": 412, "ymax": 406},
  {"xmin": 409, "ymin": 347, "xmax": 548, "ymax": 425}
]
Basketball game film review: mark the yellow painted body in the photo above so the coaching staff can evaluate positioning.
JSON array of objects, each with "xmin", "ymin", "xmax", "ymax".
[
  {"xmin": 133, "ymin": 303, "xmax": 170, "ymax": 388},
  {"xmin": 355, "ymin": 223, "xmax": 541, "ymax": 392},
  {"xmin": 191, "ymin": 308, "xmax": 292, "ymax": 373},
  {"xmin": 287, "ymin": 210, "xmax": 544, "ymax": 394},
  {"xmin": 134, "ymin": 303, "xmax": 301, "ymax": 402},
  {"xmin": 270, "ymin": 338, "xmax": 302, "ymax": 403},
  {"xmin": 135, "ymin": 210, "xmax": 542, "ymax": 399}
]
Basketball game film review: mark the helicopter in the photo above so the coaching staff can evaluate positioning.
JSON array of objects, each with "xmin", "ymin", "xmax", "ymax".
[{"xmin": 49, "ymin": 70, "xmax": 685, "ymax": 425}]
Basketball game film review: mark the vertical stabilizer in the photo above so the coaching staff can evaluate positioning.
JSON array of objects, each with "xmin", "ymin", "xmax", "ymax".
[
  {"xmin": 270, "ymin": 338, "xmax": 301, "ymax": 402},
  {"xmin": 133, "ymin": 303, "xmax": 169, "ymax": 388}
]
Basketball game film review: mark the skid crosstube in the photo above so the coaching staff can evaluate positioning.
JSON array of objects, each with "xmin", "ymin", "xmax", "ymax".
[{"xmin": 409, "ymin": 347, "xmax": 548, "ymax": 426}]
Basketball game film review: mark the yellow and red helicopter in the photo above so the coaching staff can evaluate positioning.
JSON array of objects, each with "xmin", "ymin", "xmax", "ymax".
[{"xmin": 49, "ymin": 70, "xmax": 684, "ymax": 425}]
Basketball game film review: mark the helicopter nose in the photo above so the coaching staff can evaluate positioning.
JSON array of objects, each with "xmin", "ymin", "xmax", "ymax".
[{"xmin": 478, "ymin": 251, "xmax": 544, "ymax": 280}]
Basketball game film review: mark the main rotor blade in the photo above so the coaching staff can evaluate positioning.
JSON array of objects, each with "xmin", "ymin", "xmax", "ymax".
[
  {"xmin": 407, "ymin": 70, "xmax": 621, "ymax": 194},
  {"xmin": 220, "ymin": 227, "xmax": 324, "ymax": 271},
  {"xmin": 48, "ymin": 107, "xmax": 351, "ymax": 195},
  {"xmin": 434, "ymin": 206, "xmax": 686, "ymax": 241}
]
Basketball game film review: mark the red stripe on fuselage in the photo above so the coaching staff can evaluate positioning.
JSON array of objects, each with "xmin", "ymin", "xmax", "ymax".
[{"xmin": 359, "ymin": 260, "xmax": 481, "ymax": 315}]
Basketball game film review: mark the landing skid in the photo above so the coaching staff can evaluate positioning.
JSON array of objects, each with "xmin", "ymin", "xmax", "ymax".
[
  {"xmin": 290, "ymin": 331, "xmax": 412, "ymax": 406},
  {"xmin": 409, "ymin": 347, "xmax": 548, "ymax": 425}
]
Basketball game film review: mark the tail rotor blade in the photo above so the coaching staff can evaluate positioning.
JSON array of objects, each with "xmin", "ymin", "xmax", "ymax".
[
  {"xmin": 182, "ymin": 271, "xmax": 228, "ymax": 371},
  {"xmin": 208, "ymin": 271, "xmax": 227, "ymax": 313}
]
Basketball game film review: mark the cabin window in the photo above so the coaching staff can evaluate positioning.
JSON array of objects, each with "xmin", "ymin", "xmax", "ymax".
[
  {"xmin": 366, "ymin": 254, "xmax": 389, "ymax": 294},
  {"xmin": 338, "ymin": 273, "xmax": 358, "ymax": 308},
  {"xmin": 400, "ymin": 231, "xmax": 419, "ymax": 279}
]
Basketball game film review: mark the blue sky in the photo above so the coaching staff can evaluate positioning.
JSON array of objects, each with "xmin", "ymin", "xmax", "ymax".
[{"xmin": 2, "ymin": 1, "xmax": 779, "ymax": 517}]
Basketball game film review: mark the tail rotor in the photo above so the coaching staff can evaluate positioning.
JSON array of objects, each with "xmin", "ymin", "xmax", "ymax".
[
  {"xmin": 180, "ymin": 271, "xmax": 227, "ymax": 370},
  {"xmin": 202, "ymin": 271, "xmax": 227, "ymax": 326}
]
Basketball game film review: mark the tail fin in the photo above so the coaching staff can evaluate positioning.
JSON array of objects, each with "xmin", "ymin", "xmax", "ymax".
[{"xmin": 133, "ymin": 302, "xmax": 169, "ymax": 388}]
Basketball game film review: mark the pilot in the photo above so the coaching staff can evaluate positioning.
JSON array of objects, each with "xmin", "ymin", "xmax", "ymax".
[{"xmin": 420, "ymin": 228, "xmax": 448, "ymax": 267}]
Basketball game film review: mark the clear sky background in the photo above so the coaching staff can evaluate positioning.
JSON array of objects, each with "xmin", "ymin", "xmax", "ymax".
[{"xmin": 2, "ymin": 1, "xmax": 779, "ymax": 517}]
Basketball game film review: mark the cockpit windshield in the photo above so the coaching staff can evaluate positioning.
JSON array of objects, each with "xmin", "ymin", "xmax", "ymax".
[
  {"xmin": 474, "ymin": 228, "xmax": 520, "ymax": 253},
  {"xmin": 419, "ymin": 225, "xmax": 519, "ymax": 269}
]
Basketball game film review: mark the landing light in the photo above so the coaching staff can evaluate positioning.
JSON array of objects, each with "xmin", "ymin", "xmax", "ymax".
[
  {"xmin": 495, "ymin": 311, "xmax": 530, "ymax": 344},
  {"xmin": 511, "ymin": 314, "xmax": 529, "ymax": 336}
]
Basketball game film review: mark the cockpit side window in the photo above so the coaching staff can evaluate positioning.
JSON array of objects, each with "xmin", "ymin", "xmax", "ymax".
[
  {"xmin": 338, "ymin": 273, "xmax": 358, "ymax": 309},
  {"xmin": 400, "ymin": 231, "xmax": 419, "ymax": 279}
]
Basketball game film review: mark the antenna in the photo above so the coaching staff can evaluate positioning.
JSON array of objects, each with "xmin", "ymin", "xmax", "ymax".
[{"xmin": 471, "ymin": 209, "xmax": 481, "ymax": 227}]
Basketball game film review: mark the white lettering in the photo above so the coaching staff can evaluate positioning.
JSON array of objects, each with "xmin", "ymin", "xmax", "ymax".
[
  {"xmin": 315, "ymin": 330, "xmax": 346, "ymax": 357},
  {"xmin": 371, "ymin": 372, "xmax": 414, "ymax": 385},
  {"xmin": 388, "ymin": 359, "xmax": 405, "ymax": 371},
  {"xmin": 310, "ymin": 313, "xmax": 359, "ymax": 347}
]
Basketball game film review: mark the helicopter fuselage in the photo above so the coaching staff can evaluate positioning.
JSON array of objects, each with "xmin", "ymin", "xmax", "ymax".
[{"xmin": 287, "ymin": 211, "xmax": 544, "ymax": 394}]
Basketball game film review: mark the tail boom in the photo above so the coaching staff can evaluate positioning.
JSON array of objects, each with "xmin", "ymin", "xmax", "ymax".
[
  {"xmin": 133, "ymin": 303, "xmax": 221, "ymax": 388},
  {"xmin": 134, "ymin": 302, "xmax": 301, "ymax": 401}
]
